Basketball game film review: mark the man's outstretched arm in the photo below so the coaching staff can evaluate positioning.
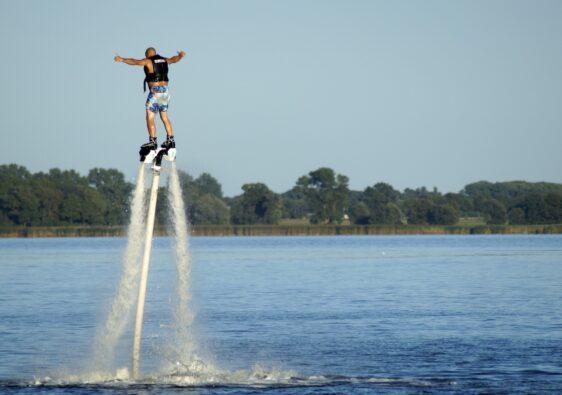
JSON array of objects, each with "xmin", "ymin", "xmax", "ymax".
[
  {"xmin": 167, "ymin": 50, "xmax": 186, "ymax": 64},
  {"xmin": 114, "ymin": 55, "xmax": 147, "ymax": 66}
]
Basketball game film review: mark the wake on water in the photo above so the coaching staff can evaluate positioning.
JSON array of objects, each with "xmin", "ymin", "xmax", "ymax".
[{"xmin": 29, "ymin": 368, "xmax": 453, "ymax": 391}]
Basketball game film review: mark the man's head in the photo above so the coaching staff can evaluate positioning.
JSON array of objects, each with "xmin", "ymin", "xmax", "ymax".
[{"xmin": 145, "ymin": 47, "xmax": 156, "ymax": 58}]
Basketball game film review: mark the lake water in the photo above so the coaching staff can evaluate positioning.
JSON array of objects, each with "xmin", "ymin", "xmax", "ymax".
[{"xmin": 1, "ymin": 235, "xmax": 561, "ymax": 394}]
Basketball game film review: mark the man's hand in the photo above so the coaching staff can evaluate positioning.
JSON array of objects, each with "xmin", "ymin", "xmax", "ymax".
[
  {"xmin": 114, "ymin": 55, "xmax": 124, "ymax": 62},
  {"xmin": 178, "ymin": 50, "xmax": 186, "ymax": 58}
]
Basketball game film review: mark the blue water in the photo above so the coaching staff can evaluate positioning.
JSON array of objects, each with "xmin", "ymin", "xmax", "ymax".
[{"xmin": 1, "ymin": 235, "xmax": 562, "ymax": 394}]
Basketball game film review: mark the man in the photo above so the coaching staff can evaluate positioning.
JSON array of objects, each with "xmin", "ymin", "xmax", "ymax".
[{"xmin": 114, "ymin": 47, "xmax": 186, "ymax": 153}]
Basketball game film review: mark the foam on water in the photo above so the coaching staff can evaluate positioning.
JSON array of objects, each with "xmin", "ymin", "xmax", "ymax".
[{"xmin": 25, "ymin": 366, "xmax": 453, "ymax": 391}]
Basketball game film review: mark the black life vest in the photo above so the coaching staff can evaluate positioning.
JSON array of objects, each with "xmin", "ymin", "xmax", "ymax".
[{"xmin": 143, "ymin": 54, "xmax": 169, "ymax": 92}]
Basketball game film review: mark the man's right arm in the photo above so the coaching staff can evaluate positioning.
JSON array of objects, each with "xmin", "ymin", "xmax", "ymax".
[{"xmin": 114, "ymin": 55, "xmax": 147, "ymax": 66}]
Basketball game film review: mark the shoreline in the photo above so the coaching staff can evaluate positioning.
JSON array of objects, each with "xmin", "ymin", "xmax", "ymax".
[{"xmin": 0, "ymin": 224, "xmax": 561, "ymax": 238}]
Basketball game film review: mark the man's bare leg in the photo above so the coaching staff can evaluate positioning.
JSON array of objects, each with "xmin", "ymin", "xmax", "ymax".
[
  {"xmin": 139, "ymin": 110, "xmax": 158, "ymax": 160},
  {"xmin": 160, "ymin": 111, "xmax": 174, "ymax": 137},
  {"xmin": 146, "ymin": 110, "xmax": 157, "ymax": 138},
  {"xmin": 160, "ymin": 111, "xmax": 175, "ymax": 150}
]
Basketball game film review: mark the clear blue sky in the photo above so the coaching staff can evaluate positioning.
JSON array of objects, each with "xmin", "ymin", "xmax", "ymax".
[{"xmin": 2, "ymin": 0, "xmax": 561, "ymax": 196}]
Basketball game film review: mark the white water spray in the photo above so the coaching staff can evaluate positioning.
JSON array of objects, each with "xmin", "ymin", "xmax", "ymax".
[
  {"xmin": 89, "ymin": 159, "xmax": 202, "ymax": 379},
  {"xmin": 78, "ymin": 162, "xmax": 299, "ymax": 384},
  {"xmin": 167, "ymin": 163, "xmax": 195, "ymax": 362},
  {"xmin": 93, "ymin": 164, "xmax": 146, "ymax": 372}
]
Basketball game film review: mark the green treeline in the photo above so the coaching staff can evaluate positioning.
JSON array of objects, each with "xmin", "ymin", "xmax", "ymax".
[{"xmin": 1, "ymin": 164, "xmax": 561, "ymax": 227}]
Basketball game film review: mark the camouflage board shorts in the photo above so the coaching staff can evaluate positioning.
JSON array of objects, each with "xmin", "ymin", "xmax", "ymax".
[{"xmin": 146, "ymin": 86, "xmax": 170, "ymax": 113}]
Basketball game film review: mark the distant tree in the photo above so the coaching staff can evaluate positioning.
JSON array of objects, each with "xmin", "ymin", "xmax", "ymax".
[
  {"xmin": 30, "ymin": 179, "xmax": 64, "ymax": 225},
  {"xmin": 508, "ymin": 207, "xmax": 526, "ymax": 225},
  {"xmin": 361, "ymin": 182, "xmax": 402, "ymax": 224},
  {"xmin": 194, "ymin": 172, "xmax": 223, "ymax": 198},
  {"xmin": 366, "ymin": 182, "xmax": 400, "ymax": 203},
  {"xmin": 544, "ymin": 193, "xmax": 562, "ymax": 223},
  {"xmin": 463, "ymin": 180, "xmax": 562, "ymax": 207},
  {"xmin": 404, "ymin": 198, "xmax": 459, "ymax": 225},
  {"xmin": 511, "ymin": 193, "xmax": 562, "ymax": 224},
  {"xmin": 0, "ymin": 165, "xmax": 34, "ymax": 225},
  {"xmin": 0, "ymin": 166, "xmax": 111, "ymax": 226},
  {"xmin": 43, "ymin": 169, "xmax": 106, "ymax": 225},
  {"xmin": 0, "ymin": 184, "xmax": 40, "ymax": 225},
  {"xmin": 402, "ymin": 186, "xmax": 441, "ymax": 200},
  {"xmin": 88, "ymin": 168, "xmax": 133, "ymax": 225},
  {"xmin": 349, "ymin": 201, "xmax": 371, "ymax": 225},
  {"xmin": 191, "ymin": 194, "xmax": 230, "ymax": 224},
  {"xmin": 281, "ymin": 187, "xmax": 309, "ymax": 220},
  {"xmin": 296, "ymin": 167, "xmax": 349, "ymax": 224},
  {"xmin": 3, "ymin": 162, "xmax": 562, "ymax": 228},
  {"xmin": 479, "ymin": 198, "xmax": 507, "ymax": 225},
  {"xmin": 59, "ymin": 187, "xmax": 106, "ymax": 225},
  {"xmin": 169, "ymin": 170, "xmax": 231, "ymax": 225},
  {"xmin": 444, "ymin": 192, "xmax": 475, "ymax": 216},
  {"xmin": 347, "ymin": 190, "xmax": 363, "ymax": 210},
  {"xmin": 386, "ymin": 202, "xmax": 405, "ymax": 224},
  {"xmin": 428, "ymin": 204, "xmax": 459, "ymax": 225},
  {"xmin": 0, "ymin": 164, "xmax": 32, "ymax": 184},
  {"xmin": 405, "ymin": 198, "xmax": 433, "ymax": 225},
  {"xmin": 231, "ymin": 183, "xmax": 281, "ymax": 224}
]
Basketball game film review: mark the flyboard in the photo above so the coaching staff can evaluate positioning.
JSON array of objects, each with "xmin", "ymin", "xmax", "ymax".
[{"xmin": 132, "ymin": 144, "xmax": 177, "ymax": 379}]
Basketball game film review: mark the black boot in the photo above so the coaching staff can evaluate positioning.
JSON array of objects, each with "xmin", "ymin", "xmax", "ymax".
[
  {"xmin": 161, "ymin": 136, "xmax": 175, "ymax": 150},
  {"xmin": 141, "ymin": 138, "xmax": 158, "ymax": 151},
  {"xmin": 139, "ymin": 138, "xmax": 158, "ymax": 162}
]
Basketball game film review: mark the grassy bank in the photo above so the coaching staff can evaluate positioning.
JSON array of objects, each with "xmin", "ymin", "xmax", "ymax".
[{"xmin": 1, "ymin": 224, "xmax": 561, "ymax": 238}]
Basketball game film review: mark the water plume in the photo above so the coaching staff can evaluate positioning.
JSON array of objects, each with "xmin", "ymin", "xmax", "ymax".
[
  {"xmin": 166, "ymin": 163, "xmax": 196, "ymax": 363},
  {"xmin": 92, "ymin": 164, "xmax": 147, "ymax": 372}
]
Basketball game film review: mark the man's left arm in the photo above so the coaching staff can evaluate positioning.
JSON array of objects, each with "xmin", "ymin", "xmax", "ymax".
[{"xmin": 167, "ymin": 50, "xmax": 187, "ymax": 64}]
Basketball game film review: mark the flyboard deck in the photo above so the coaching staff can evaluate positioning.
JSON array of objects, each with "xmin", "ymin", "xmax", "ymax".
[
  {"xmin": 132, "ymin": 144, "xmax": 176, "ymax": 379},
  {"xmin": 139, "ymin": 145, "xmax": 177, "ymax": 171}
]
